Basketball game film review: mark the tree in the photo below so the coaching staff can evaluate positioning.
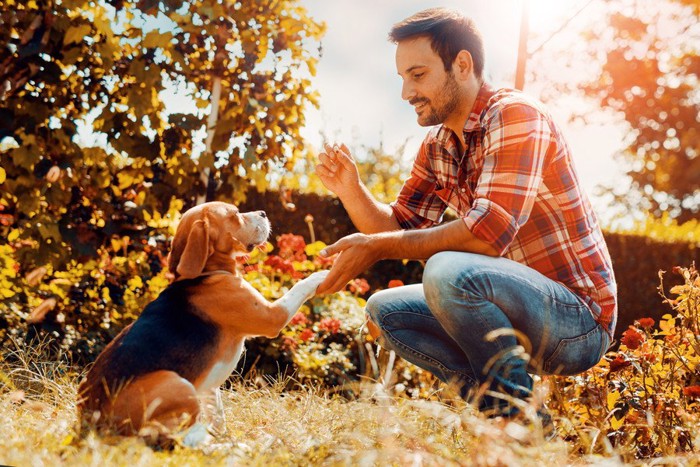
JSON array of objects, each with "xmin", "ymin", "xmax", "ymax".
[
  {"xmin": 537, "ymin": 0, "xmax": 699, "ymax": 222},
  {"xmin": 0, "ymin": 0, "xmax": 325, "ymax": 268}
]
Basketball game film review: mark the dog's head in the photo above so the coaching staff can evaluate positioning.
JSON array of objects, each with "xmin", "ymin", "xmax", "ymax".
[{"xmin": 168, "ymin": 201, "xmax": 271, "ymax": 280}]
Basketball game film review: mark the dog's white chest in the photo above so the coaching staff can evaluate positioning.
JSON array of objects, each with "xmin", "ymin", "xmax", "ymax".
[{"xmin": 198, "ymin": 343, "xmax": 244, "ymax": 393}]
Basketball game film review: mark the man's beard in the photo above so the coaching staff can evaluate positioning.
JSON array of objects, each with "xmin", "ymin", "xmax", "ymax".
[{"xmin": 412, "ymin": 72, "xmax": 461, "ymax": 127}]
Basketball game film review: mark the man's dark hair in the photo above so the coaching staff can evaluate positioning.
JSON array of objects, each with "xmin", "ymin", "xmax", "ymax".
[{"xmin": 388, "ymin": 8, "xmax": 485, "ymax": 79}]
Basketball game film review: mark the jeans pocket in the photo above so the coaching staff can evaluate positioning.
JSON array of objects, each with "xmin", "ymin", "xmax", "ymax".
[{"xmin": 543, "ymin": 325, "xmax": 606, "ymax": 375}]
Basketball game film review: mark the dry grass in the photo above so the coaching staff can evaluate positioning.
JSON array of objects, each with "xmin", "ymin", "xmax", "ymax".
[{"xmin": 0, "ymin": 346, "xmax": 696, "ymax": 467}]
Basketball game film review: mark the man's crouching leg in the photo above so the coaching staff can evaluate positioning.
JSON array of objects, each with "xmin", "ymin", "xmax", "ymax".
[{"xmin": 365, "ymin": 283, "xmax": 479, "ymax": 396}]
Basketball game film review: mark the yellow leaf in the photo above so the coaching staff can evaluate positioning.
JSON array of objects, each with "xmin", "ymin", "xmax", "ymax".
[
  {"xmin": 610, "ymin": 414, "xmax": 624, "ymax": 431},
  {"xmin": 607, "ymin": 391, "xmax": 620, "ymax": 411},
  {"xmin": 669, "ymin": 285, "xmax": 686, "ymax": 295},
  {"xmin": 659, "ymin": 316, "xmax": 676, "ymax": 334},
  {"xmin": 7, "ymin": 229, "xmax": 19, "ymax": 242},
  {"xmin": 61, "ymin": 434, "xmax": 74, "ymax": 446},
  {"xmin": 142, "ymin": 30, "xmax": 174, "ymax": 49},
  {"xmin": 63, "ymin": 24, "xmax": 92, "ymax": 46},
  {"xmin": 0, "ymin": 167, "xmax": 5, "ymax": 184},
  {"xmin": 117, "ymin": 172, "xmax": 134, "ymax": 190},
  {"xmin": 111, "ymin": 238, "xmax": 122, "ymax": 252},
  {"xmin": 0, "ymin": 287, "xmax": 15, "ymax": 298}
]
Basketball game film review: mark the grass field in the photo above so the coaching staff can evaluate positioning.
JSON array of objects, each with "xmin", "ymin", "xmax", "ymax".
[{"xmin": 1, "ymin": 350, "xmax": 698, "ymax": 467}]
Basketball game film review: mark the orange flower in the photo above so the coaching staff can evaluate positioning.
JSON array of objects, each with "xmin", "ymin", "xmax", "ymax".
[
  {"xmin": 388, "ymin": 279, "xmax": 404, "ymax": 288},
  {"xmin": 621, "ymin": 326, "xmax": 644, "ymax": 350}
]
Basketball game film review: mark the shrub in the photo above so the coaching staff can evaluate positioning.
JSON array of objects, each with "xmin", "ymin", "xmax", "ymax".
[{"xmin": 548, "ymin": 264, "xmax": 700, "ymax": 459}]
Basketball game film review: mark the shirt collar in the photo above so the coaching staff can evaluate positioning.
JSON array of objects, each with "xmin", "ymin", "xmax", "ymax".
[
  {"xmin": 462, "ymin": 81, "xmax": 496, "ymax": 134},
  {"xmin": 434, "ymin": 81, "xmax": 496, "ymax": 145}
]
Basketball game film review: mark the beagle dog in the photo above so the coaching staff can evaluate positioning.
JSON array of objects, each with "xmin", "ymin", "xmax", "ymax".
[{"xmin": 77, "ymin": 201, "xmax": 328, "ymax": 446}]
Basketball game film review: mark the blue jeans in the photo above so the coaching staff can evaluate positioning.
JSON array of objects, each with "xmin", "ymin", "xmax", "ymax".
[{"xmin": 366, "ymin": 252, "xmax": 610, "ymax": 416}]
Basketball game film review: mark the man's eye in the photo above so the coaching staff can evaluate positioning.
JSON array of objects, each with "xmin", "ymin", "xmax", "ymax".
[{"xmin": 414, "ymin": 73, "xmax": 424, "ymax": 79}]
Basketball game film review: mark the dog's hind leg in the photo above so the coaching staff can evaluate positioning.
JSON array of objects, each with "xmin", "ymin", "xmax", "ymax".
[{"xmin": 109, "ymin": 370, "xmax": 201, "ymax": 445}]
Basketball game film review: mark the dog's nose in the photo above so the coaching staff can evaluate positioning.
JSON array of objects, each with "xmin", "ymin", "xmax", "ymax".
[{"xmin": 259, "ymin": 211, "xmax": 267, "ymax": 218}]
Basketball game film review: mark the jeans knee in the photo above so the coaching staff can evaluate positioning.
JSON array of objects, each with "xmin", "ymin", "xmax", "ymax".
[
  {"xmin": 424, "ymin": 252, "xmax": 468, "ymax": 308},
  {"xmin": 365, "ymin": 290, "xmax": 388, "ymax": 325},
  {"xmin": 424, "ymin": 252, "xmax": 495, "ymax": 313},
  {"xmin": 424, "ymin": 251, "xmax": 454, "ymax": 291}
]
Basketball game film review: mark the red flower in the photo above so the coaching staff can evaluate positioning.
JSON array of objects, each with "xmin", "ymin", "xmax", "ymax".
[
  {"xmin": 277, "ymin": 234, "xmax": 307, "ymax": 261},
  {"xmin": 299, "ymin": 328, "xmax": 315, "ymax": 342},
  {"xmin": 280, "ymin": 336, "xmax": 297, "ymax": 350},
  {"xmin": 621, "ymin": 326, "xmax": 644, "ymax": 350},
  {"xmin": 348, "ymin": 278, "xmax": 370, "ymax": 295},
  {"xmin": 290, "ymin": 312, "xmax": 308, "ymax": 326},
  {"xmin": 609, "ymin": 355, "xmax": 631, "ymax": 372},
  {"xmin": 683, "ymin": 386, "xmax": 700, "ymax": 398},
  {"xmin": 264, "ymin": 255, "xmax": 295, "ymax": 274},
  {"xmin": 319, "ymin": 317, "xmax": 342, "ymax": 334},
  {"xmin": 388, "ymin": 279, "xmax": 404, "ymax": 288},
  {"xmin": 637, "ymin": 318, "xmax": 655, "ymax": 329}
]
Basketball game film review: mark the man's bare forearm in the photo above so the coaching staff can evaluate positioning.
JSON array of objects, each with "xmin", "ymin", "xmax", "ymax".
[
  {"xmin": 316, "ymin": 218, "xmax": 499, "ymax": 294},
  {"xmin": 371, "ymin": 219, "xmax": 499, "ymax": 260},
  {"xmin": 338, "ymin": 183, "xmax": 401, "ymax": 234}
]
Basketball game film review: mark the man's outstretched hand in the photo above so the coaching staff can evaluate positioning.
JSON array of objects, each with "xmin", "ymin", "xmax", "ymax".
[{"xmin": 315, "ymin": 233, "xmax": 382, "ymax": 295}]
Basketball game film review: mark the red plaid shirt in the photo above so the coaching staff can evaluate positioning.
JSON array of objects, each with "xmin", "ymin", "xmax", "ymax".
[{"xmin": 391, "ymin": 83, "xmax": 617, "ymax": 337}]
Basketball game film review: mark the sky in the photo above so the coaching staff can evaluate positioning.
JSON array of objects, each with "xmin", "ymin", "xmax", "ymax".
[{"xmin": 298, "ymin": 0, "xmax": 629, "ymax": 220}]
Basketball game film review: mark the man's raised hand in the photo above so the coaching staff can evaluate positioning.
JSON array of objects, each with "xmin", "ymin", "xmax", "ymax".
[{"xmin": 315, "ymin": 143, "xmax": 361, "ymax": 199}]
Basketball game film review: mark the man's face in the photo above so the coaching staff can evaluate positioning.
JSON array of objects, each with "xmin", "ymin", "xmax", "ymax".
[{"xmin": 396, "ymin": 36, "xmax": 460, "ymax": 127}]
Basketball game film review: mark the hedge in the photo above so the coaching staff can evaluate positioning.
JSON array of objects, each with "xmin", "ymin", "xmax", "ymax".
[{"xmin": 240, "ymin": 189, "xmax": 699, "ymax": 341}]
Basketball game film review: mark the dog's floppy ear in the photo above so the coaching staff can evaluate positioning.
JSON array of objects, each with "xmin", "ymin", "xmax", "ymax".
[{"xmin": 169, "ymin": 217, "xmax": 212, "ymax": 279}]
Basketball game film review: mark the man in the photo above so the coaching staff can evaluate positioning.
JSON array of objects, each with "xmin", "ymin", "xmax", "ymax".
[{"xmin": 314, "ymin": 8, "xmax": 616, "ymax": 417}]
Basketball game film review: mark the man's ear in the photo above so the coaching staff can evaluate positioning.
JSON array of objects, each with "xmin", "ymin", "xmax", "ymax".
[
  {"xmin": 169, "ymin": 218, "xmax": 211, "ymax": 279},
  {"xmin": 453, "ymin": 50, "xmax": 474, "ymax": 79}
]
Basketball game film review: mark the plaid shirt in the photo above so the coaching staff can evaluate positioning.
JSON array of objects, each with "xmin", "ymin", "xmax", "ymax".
[{"xmin": 391, "ymin": 83, "xmax": 617, "ymax": 338}]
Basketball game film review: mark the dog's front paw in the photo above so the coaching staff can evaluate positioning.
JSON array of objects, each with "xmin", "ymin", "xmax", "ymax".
[{"xmin": 306, "ymin": 270, "xmax": 330, "ymax": 289}]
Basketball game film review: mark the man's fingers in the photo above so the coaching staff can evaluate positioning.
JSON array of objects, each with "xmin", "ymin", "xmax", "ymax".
[
  {"xmin": 315, "ymin": 163, "xmax": 335, "ymax": 180},
  {"xmin": 319, "ymin": 238, "xmax": 348, "ymax": 258},
  {"xmin": 334, "ymin": 144, "xmax": 356, "ymax": 170},
  {"xmin": 318, "ymin": 152, "xmax": 337, "ymax": 171},
  {"xmin": 315, "ymin": 271, "xmax": 345, "ymax": 295}
]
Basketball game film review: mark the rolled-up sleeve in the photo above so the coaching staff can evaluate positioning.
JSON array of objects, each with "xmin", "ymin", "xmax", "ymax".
[
  {"xmin": 390, "ymin": 137, "xmax": 447, "ymax": 229},
  {"xmin": 463, "ymin": 100, "xmax": 553, "ymax": 255}
]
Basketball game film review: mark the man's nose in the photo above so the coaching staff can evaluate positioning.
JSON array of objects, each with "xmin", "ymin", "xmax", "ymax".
[{"xmin": 401, "ymin": 80, "xmax": 414, "ymax": 101}]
